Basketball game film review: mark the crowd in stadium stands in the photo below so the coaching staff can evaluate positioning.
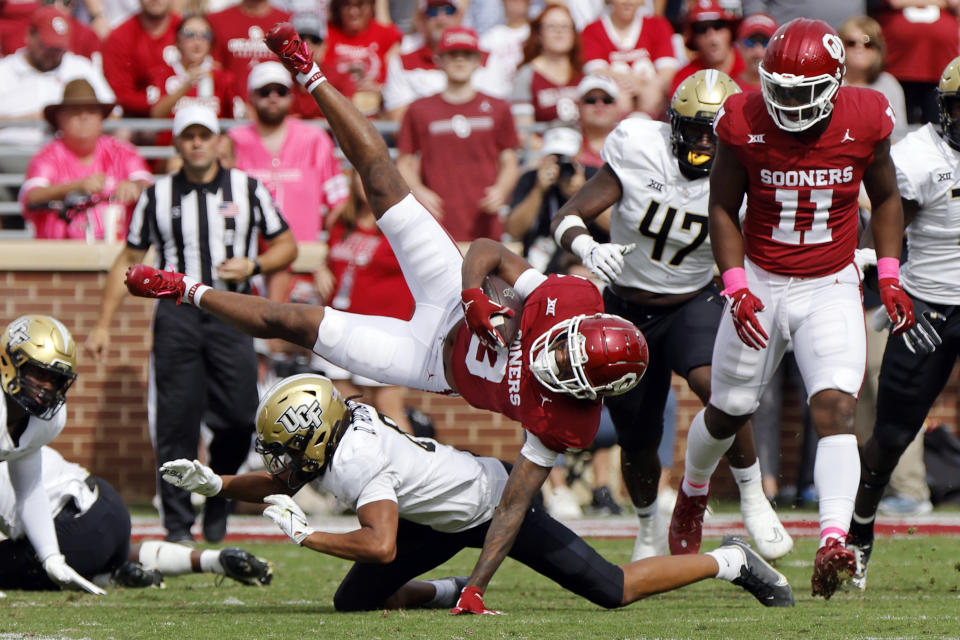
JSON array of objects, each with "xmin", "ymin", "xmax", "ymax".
[{"xmin": 1, "ymin": 0, "xmax": 956, "ymax": 531}]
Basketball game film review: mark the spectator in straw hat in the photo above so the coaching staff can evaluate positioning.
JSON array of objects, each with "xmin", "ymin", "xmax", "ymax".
[{"xmin": 20, "ymin": 78, "xmax": 151, "ymax": 240}]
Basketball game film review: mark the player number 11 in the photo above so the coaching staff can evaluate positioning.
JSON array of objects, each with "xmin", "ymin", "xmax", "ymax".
[{"xmin": 772, "ymin": 188, "xmax": 834, "ymax": 245}]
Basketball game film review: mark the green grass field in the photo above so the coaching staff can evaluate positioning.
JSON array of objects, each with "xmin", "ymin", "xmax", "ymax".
[{"xmin": 3, "ymin": 536, "xmax": 957, "ymax": 640}]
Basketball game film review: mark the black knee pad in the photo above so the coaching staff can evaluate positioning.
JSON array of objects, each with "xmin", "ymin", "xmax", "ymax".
[
  {"xmin": 860, "ymin": 455, "xmax": 893, "ymax": 490},
  {"xmin": 872, "ymin": 420, "xmax": 922, "ymax": 455}
]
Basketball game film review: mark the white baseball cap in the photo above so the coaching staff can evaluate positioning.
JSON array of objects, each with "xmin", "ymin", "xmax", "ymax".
[
  {"xmin": 172, "ymin": 105, "xmax": 220, "ymax": 137},
  {"xmin": 541, "ymin": 126, "xmax": 582, "ymax": 158},
  {"xmin": 577, "ymin": 74, "xmax": 620, "ymax": 101},
  {"xmin": 248, "ymin": 61, "xmax": 293, "ymax": 92}
]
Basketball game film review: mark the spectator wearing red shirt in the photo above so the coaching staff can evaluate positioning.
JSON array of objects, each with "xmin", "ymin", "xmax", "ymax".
[
  {"xmin": 669, "ymin": 0, "xmax": 744, "ymax": 96},
  {"xmin": 397, "ymin": 27, "xmax": 519, "ymax": 242},
  {"xmin": 149, "ymin": 15, "xmax": 242, "ymax": 122},
  {"xmin": 733, "ymin": 13, "xmax": 777, "ymax": 92},
  {"xmin": 206, "ymin": 0, "xmax": 291, "ymax": 103},
  {"xmin": 1, "ymin": 0, "xmax": 101, "ymax": 62},
  {"xmin": 511, "ymin": 4, "xmax": 584, "ymax": 126},
  {"xmin": 20, "ymin": 78, "xmax": 152, "ymax": 240},
  {"xmin": 102, "ymin": 0, "xmax": 181, "ymax": 117},
  {"xmin": 581, "ymin": 0, "xmax": 678, "ymax": 117},
  {"xmin": 323, "ymin": 0, "xmax": 403, "ymax": 116},
  {"xmin": 876, "ymin": 0, "xmax": 960, "ymax": 124},
  {"xmin": 313, "ymin": 169, "xmax": 416, "ymax": 434}
]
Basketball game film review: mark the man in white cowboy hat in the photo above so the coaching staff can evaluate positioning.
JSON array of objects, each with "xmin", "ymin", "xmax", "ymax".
[{"xmin": 20, "ymin": 77, "xmax": 151, "ymax": 240}]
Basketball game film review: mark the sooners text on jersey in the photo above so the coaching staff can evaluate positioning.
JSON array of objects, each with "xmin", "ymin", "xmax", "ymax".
[
  {"xmin": 450, "ymin": 275, "xmax": 603, "ymax": 453},
  {"xmin": 716, "ymin": 87, "xmax": 894, "ymax": 277}
]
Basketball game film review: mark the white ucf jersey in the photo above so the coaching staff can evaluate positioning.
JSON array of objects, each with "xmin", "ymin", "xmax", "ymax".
[
  {"xmin": 0, "ymin": 446, "xmax": 95, "ymax": 540},
  {"xmin": 314, "ymin": 402, "xmax": 508, "ymax": 533},
  {"xmin": 892, "ymin": 123, "xmax": 960, "ymax": 305},
  {"xmin": 0, "ymin": 397, "xmax": 66, "ymax": 464},
  {"xmin": 602, "ymin": 117, "xmax": 717, "ymax": 294}
]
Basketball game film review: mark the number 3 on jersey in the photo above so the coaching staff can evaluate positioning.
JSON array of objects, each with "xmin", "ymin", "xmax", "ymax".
[
  {"xmin": 465, "ymin": 334, "xmax": 507, "ymax": 383},
  {"xmin": 772, "ymin": 188, "xmax": 834, "ymax": 245}
]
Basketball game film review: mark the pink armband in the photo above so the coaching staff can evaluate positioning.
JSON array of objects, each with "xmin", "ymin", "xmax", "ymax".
[
  {"xmin": 720, "ymin": 267, "xmax": 748, "ymax": 296},
  {"xmin": 876, "ymin": 257, "xmax": 900, "ymax": 281}
]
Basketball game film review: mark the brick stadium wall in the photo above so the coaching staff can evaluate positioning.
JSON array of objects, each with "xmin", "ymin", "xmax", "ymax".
[{"xmin": 5, "ymin": 266, "xmax": 960, "ymax": 503}]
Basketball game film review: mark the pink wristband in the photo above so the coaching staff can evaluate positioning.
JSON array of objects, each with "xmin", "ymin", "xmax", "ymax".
[
  {"xmin": 876, "ymin": 257, "xmax": 900, "ymax": 280},
  {"xmin": 720, "ymin": 267, "xmax": 748, "ymax": 295}
]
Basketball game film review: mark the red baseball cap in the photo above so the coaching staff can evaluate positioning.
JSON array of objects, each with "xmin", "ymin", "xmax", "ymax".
[
  {"xmin": 737, "ymin": 13, "xmax": 778, "ymax": 41},
  {"xmin": 684, "ymin": 0, "xmax": 738, "ymax": 50},
  {"xmin": 31, "ymin": 6, "xmax": 71, "ymax": 50},
  {"xmin": 421, "ymin": 0, "xmax": 459, "ymax": 12},
  {"xmin": 436, "ymin": 26, "xmax": 480, "ymax": 54}
]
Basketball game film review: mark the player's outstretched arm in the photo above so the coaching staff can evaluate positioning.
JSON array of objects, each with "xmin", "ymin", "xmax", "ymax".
[
  {"xmin": 453, "ymin": 455, "xmax": 551, "ymax": 614},
  {"xmin": 264, "ymin": 23, "xmax": 408, "ymax": 219},
  {"xmin": 124, "ymin": 264, "xmax": 325, "ymax": 350},
  {"xmin": 297, "ymin": 499, "xmax": 400, "ymax": 563},
  {"xmin": 461, "ymin": 238, "xmax": 531, "ymax": 289},
  {"xmin": 160, "ymin": 459, "xmax": 290, "ymax": 501},
  {"xmin": 551, "ymin": 165, "xmax": 635, "ymax": 284}
]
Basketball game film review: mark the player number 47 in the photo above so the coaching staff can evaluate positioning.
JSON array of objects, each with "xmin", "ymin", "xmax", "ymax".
[{"xmin": 638, "ymin": 200, "xmax": 708, "ymax": 265}]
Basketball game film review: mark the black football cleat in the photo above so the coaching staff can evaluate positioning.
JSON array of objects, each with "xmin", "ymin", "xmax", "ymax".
[
  {"xmin": 111, "ymin": 561, "xmax": 166, "ymax": 589},
  {"xmin": 721, "ymin": 536, "xmax": 795, "ymax": 607},
  {"xmin": 218, "ymin": 548, "xmax": 273, "ymax": 586}
]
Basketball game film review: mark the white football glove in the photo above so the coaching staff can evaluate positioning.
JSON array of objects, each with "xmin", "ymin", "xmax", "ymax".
[
  {"xmin": 570, "ymin": 235, "xmax": 635, "ymax": 284},
  {"xmin": 43, "ymin": 554, "xmax": 106, "ymax": 595},
  {"xmin": 262, "ymin": 494, "xmax": 315, "ymax": 545},
  {"xmin": 159, "ymin": 459, "xmax": 223, "ymax": 497}
]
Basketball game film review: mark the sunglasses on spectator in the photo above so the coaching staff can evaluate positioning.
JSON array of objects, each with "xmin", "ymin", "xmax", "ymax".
[
  {"xmin": 182, "ymin": 29, "xmax": 213, "ymax": 40},
  {"xmin": 41, "ymin": 0, "xmax": 73, "ymax": 7},
  {"xmin": 301, "ymin": 34, "xmax": 324, "ymax": 44},
  {"xmin": 843, "ymin": 37, "xmax": 875, "ymax": 49},
  {"xmin": 583, "ymin": 95, "xmax": 615, "ymax": 105},
  {"xmin": 425, "ymin": 4, "xmax": 456, "ymax": 17},
  {"xmin": 742, "ymin": 35, "xmax": 769, "ymax": 48},
  {"xmin": 693, "ymin": 20, "xmax": 728, "ymax": 35},
  {"xmin": 255, "ymin": 85, "xmax": 291, "ymax": 98}
]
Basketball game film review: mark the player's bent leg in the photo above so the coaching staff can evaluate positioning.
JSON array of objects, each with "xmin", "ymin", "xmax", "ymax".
[
  {"xmin": 376, "ymin": 193, "xmax": 464, "ymax": 307},
  {"xmin": 314, "ymin": 307, "xmax": 451, "ymax": 393}
]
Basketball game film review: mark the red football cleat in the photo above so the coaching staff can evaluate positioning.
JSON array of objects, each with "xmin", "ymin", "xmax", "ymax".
[
  {"xmin": 264, "ymin": 22, "xmax": 314, "ymax": 74},
  {"xmin": 811, "ymin": 537, "xmax": 857, "ymax": 599},
  {"xmin": 668, "ymin": 481, "xmax": 709, "ymax": 555},
  {"xmin": 124, "ymin": 264, "xmax": 186, "ymax": 304}
]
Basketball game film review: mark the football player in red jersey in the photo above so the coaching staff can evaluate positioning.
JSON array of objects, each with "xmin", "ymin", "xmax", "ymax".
[
  {"xmin": 667, "ymin": 18, "xmax": 917, "ymax": 600},
  {"xmin": 122, "ymin": 22, "xmax": 652, "ymax": 615}
]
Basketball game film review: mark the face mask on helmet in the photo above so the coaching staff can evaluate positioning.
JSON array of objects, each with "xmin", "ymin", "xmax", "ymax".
[
  {"xmin": 254, "ymin": 373, "xmax": 349, "ymax": 489},
  {"xmin": 668, "ymin": 69, "xmax": 741, "ymax": 179},
  {"xmin": 529, "ymin": 314, "xmax": 649, "ymax": 400},
  {"xmin": 759, "ymin": 70, "xmax": 839, "ymax": 132},
  {"xmin": 938, "ymin": 57, "xmax": 960, "ymax": 150},
  {"xmin": 0, "ymin": 315, "xmax": 77, "ymax": 420}
]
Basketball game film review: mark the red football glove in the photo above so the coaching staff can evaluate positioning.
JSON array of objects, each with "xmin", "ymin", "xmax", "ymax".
[
  {"xmin": 727, "ymin": 288, "xmax": 768, "ymax": 350},
  {"xmin": 879, "ymin": 277, "xmax": 916, "ymax": 336},
  {"xmin": 264, "ymin": 22, "xmax": 314, "ymax": 74},
  {"xmin": 450, "ymin": 586, "xmax": 502, "ymax": 615},
  {"xmin": 461, "ymin": 287, "xmax": 514, "ymax": 349},
  {"xmin": 125, "ymin": 264, "xmax": 186, "ymax": 304}
]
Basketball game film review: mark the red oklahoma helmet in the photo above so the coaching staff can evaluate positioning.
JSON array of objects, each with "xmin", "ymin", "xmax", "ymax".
[
  {"xmin": 759, "ymin": 17, "xmax": 846, "ymax": 132},
  {"xmin": 529, "ymin": 313, "xmax": 648, "ymax": 400}
]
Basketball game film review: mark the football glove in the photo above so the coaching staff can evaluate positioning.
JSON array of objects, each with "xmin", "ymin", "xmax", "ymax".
[
  {"xmin": 450, "ymin": 586, "xmax": 502, "ymax": 615},
  {"xmin": 43, "ymin": 554, "xmax": 106, "ymax": 595},
  {"xmin": 125, "ymin": 265, "xmax": 186, "ymax": 304},
  {"xmin": 264, "ymin": 22, "xmax": 314, "ymax": 75},
  {"xmin": 727, "ymin": 288, "xmax": 768, "ymax": 350},
  {"xmin": 461, "ymin": 287, "xmax": 514, "ymax": 349},
  {"xmin": 878, "ymin": 277, "xmax": 916, "ymax": 335},
  {"xmin": 871, "ymin": 299, "xmax": 943, "ymax": 355},
  {"xmin": 570, "ymin": 235, "xmax": 635, "ymax": 284},
  {"xmin": 159, "ymin": 459, "xmax": 223, "ymax": 497},
  {"xmin": 262, "ymin": 494, "xmax": 314, "ymax": 545}
]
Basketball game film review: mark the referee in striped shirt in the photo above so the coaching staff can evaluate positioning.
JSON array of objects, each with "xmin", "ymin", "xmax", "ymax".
[{"xmin": 86, "ymin": 105, "xmax": 297, "ymax": 544}]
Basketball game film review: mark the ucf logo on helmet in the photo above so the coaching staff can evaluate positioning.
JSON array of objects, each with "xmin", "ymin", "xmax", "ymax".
[
  {"xmin": 277, "ymin": 400, "xmax": 324, "ymax": 434},
  {"xmin": 7, "ymin": 318, "xmax": 31, "ymax": 348}
]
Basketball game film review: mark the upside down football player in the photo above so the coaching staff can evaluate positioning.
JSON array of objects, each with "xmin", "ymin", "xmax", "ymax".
[
  {"xmin": 553, "ymin": 69, "xmax": 793, "ymax": 562},
  {"xmin": 665, "ymin": 18, "xmax": 917, "ymax": 599},
  {"xmin": 162, "ymin": 373, "xmax": 794, "ymax": 611},
  {"xmin": 123, "ymin": 22, "xmax": 652, "ymax": 615}
]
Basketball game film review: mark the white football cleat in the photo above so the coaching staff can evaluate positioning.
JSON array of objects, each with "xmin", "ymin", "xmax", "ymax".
[
  {"xmin": 741, "ymin": 496, "xmax": 794, "ymax": 560},
  {"xmin": 631, "ymin": 511, "xmax": 667, "ymax": 561}
]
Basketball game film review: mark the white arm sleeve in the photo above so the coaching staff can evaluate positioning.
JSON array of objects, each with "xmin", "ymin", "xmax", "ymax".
[
  {"xmin": 520, "ymin": 432, "xmax": 561, "ymax": 468},
  {"xmin": 9, "ymin": 450, "xmax": 60, "ymax": 562},
  {"xmin": 512, "ymin": 268, "xmax": 547, "ymax": 300}
]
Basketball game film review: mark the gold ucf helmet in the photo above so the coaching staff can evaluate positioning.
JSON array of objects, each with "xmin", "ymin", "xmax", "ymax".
[
  {"xmin": 254, "ymin": 374, "xmax": 350, "ymax": 488},
  {"xmin": 668, "ymin": 69, "xmax": 741, "ymax": 179},
  {"xmin": 0, "ymin": 315, "xmax": 77, "ymax": 420},
  {"xmin": 939, "ymin": 56, "xmax": 960, "ymax": 150}
]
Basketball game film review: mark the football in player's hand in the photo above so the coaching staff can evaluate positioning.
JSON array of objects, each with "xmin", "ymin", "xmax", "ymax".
[{"xmin": 482, "ymin": 275, "xmax": 523, "ymax": 346}]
